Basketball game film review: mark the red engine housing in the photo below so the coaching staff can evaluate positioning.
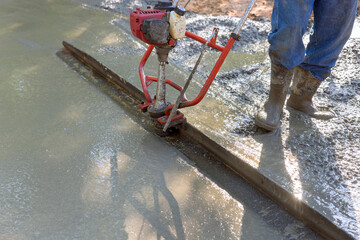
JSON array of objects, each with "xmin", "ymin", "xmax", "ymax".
[{"xmin": 130, "ymin": 8, "xmax": 167, "ymax": 45}]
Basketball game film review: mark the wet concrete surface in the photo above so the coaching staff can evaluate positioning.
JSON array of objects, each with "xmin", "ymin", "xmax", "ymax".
[
  {"xmin": 0, "ymin": 0, "xmax": 324, "ymax": 239},
  {"xmin": 71, "ymin": 0, "xmax": 360, "ymax": 238},
  {"xmin": 184, "ymin": 14, "xmax": 360, "ymax": 240}
]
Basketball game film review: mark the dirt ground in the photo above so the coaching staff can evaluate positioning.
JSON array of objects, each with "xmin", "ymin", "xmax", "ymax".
[
  {"xmin": 187, "ymin": 0, "xmax": 274, "ymax": 19},
  {"xmin": 187, "ymin": 0, "xmax": 360, "ymax": 19},
  {"xmin": 89, "ymin": 0, "xmax": 360, "ymax": 19}
]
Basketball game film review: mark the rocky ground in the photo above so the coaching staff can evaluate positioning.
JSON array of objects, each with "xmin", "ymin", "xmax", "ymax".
[
  {"xmin": 188, "ymin": 0, "xmax": 360, "ymax": 19},
  {"xmin": 84, "ymin": 0, "xmax": 360, "ymax": 19},
  {"xmin": 70, "ymin": 0, "xmax": 360, "ymax": 237},
  {"xmin": 186, "ymin": 0, "xmax": 273, "ymax": 19}
]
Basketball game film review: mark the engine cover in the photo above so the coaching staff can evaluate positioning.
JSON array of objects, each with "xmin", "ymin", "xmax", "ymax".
[
  {"xmin": 130, "ymin": 8, "xmax": 168, "ymax": 45},
  {"xmin": 141, "ymin": 19, "xmax": 169, "ymax": 45}
]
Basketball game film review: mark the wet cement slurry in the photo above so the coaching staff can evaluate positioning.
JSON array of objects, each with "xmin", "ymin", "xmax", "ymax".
[
  {"xmin": 0, "ymin": 0, "xmax": 324, "ymax": 239},
  {"xmin": 182, "ymin": 14, "xmax": 360, "ymax": 240},
  {"xmin": 72, "ymin": 0, "xmax": 360, "ymax": 239}
]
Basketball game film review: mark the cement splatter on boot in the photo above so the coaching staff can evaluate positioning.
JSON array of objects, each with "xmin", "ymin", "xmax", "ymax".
[
  {"xmin": 286, "ymin": 66, "xmax": 335, "ymax": 120},
  {"xmin": 255, "ymin": 63, "xmax": 294, "ymax": 131}
]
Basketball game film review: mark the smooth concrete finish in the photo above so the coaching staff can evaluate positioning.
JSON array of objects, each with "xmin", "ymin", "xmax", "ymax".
[{"xmin": 0, "ymin": 0, "xmax": 322, "ymax": 239}]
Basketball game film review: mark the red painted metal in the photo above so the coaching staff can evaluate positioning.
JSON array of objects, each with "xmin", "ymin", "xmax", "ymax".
[
  {"xmin": 138, "ymin": 25, "xmax": 236, "ymax": 123},
  {"xmin": 158, "ymin": 112, "xmax": 185, "ymax": 125},
  {"xmin": 146, "ymin": 76, "xmax": 184, "ymax": 92},
  {"xmin": 185, "ymin": 31, "xmax": 225, "ymax": 52},
  {"xmin": 139, "ymin": 44, "xmax": 154, "ymax": 104},
  {"xmin": 164, "ymin": 37, "xmax": 236, "ymax": 116},
  {"xmin": 130, "ymin": 8, "xmax": 167, "ymax": 45}
]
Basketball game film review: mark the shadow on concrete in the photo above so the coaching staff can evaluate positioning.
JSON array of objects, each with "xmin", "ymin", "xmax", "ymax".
[
  {"xmin": 249, "ymin": 108, "xmax": 359, "ymax": 239},
  {"xmin": 108, "ymin": 135, "xmax": 187, "ymax": 239},
  {"xmin": 286, "ymin": 110, "xmax": 359, "ymax": 238}
]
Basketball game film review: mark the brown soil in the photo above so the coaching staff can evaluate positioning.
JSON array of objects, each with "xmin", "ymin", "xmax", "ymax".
[
  {"xmin": 186, "ymin": 0, "xmax": 274, "ymax": 19},
  {"xmin": 186, "ymin": 0, "xmax": 360, "ymax": 19}
]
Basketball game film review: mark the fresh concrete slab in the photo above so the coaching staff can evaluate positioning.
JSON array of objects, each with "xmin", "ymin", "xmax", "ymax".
[
  {"xmin": 71, "ymin": 1, "xmax": 360, "ymax": 238},
  {"xmin": 0, "ymin": 0, "xmax": 322, "ymax": 239}
]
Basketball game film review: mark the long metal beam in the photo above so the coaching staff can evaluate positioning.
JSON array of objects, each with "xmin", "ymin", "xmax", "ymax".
[{"xmin": 60, "ymin": 41, "xmax": 353, "ymax": 240}]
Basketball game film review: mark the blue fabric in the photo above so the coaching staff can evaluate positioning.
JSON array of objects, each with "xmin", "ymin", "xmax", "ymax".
[{"xmin": 268, "ymin": 0, "xmax": 357, "ymax": 80}]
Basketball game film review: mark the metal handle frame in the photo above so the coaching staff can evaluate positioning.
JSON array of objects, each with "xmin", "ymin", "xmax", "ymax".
[{"xmin": 138, "ymin": 0, "xmax": 257, "ymax": 122}]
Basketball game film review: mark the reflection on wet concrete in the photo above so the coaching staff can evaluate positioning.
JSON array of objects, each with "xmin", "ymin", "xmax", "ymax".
[{"xmin": 107, "ymin": 136, "xmax": 186, "ymax": 240}]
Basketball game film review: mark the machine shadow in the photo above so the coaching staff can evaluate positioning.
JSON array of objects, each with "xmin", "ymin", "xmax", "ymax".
[
  {"xmin": 110, "ymin": 139, "xmax": 185, "ymax": 240},
  {"xmin": 57, "ymin": 50, "xmax": 183, "ymax": 239}
]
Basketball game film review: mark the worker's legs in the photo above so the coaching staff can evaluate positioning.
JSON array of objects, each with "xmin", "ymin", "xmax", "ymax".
[
  {"xmin": 285, "ymin": 0, "xmax": 357, "ymax": 120},
  {"xmin": 286, "ymin": 66, "xmax": 335, "ymax": 120},
  {"xmin": 300, "ymin": 0, "xmax": 358, "ymax": 80},
  {"xmin": 256, "ymin": 0, "xmax": 314, "ymax": 131},
  {"xmin": 268, "ymin": 0, "xmax": 314, "ymax": 69},
  {"xmin": 255, "ymin": 63, "xmax": 295, "ymax": 131},
  {"xmin": 258, "ymin": 0, "xmax": 357, "ymax": 130}
]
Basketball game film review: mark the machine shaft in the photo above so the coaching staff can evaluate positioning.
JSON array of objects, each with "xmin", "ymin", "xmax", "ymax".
[{"xmin": 153, "ymin": 61, "xmax": 167, "ymax": 111}]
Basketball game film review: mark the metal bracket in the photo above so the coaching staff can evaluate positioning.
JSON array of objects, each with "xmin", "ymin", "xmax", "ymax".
[{"xmin": 230, "ymin": 32, "xmax": 241, "ymax": 41}]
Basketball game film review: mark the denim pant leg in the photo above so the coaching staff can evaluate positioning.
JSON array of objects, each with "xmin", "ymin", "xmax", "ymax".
[
  {"xmin": 300, "ymin": 0, "xmax": 358, "ymax": 81},
  {"xmin": 268, "ymin": 0, "xmax": 314, "ymax": 70}
]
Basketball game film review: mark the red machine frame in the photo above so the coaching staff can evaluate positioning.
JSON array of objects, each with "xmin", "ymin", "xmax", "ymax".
[{"xmin": 139, "ymin": 30, "xmax": 237, "ymax": 124}]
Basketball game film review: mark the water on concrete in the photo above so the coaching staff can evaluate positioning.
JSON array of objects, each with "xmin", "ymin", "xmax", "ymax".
[
  {"xmin": 71, "ymin": 0, "xmax": 360, "ymax": 238},
  {"xmin": 0, "ymin": 0, "xmax": 323, "ymax": 239}
]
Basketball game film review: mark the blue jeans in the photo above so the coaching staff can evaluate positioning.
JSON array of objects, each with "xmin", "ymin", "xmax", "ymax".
[{"xmin": 268, "ymin": 0, "xmax": 357, "ymax": 80}]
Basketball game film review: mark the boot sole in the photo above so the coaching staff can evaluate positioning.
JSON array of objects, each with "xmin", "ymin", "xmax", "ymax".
[{"xmin": 254, "ymin": 118, "xmax": 280, "ymax": 132}]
